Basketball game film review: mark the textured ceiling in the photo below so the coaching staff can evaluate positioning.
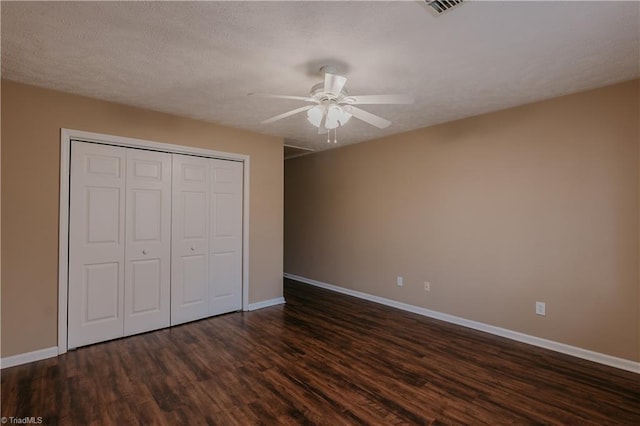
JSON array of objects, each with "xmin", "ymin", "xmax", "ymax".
[{"xmin": 2, "ymin": 1, "xmax": 639, "ymax": 152}]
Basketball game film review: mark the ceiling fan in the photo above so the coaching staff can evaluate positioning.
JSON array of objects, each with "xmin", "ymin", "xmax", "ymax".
[{"xmin": 250, "ymin": 66, "xmax": 414, "ymax": 143}]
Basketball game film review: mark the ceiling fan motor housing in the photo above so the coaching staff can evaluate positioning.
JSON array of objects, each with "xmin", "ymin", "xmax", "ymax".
[{"xmin": 310, "ymin": 82, "xmax": 349, "ymax": 101}]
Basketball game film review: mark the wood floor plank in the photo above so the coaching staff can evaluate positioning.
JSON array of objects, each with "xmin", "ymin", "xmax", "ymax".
[{"xmin": 2, "ymin": 279, "xmax": 639, "ymax": 425}]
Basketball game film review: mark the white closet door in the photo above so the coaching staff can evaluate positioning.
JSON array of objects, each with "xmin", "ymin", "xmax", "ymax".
[
  {"xmin": 68, "ymin": 141, "xmax": 126, "ymax": 348},
  {"xmin": 209, "ymin": 159, "xmax": 243, "ymax": 315},
  {"xmin": 171, "ymin": 154, "xmax": 210, "ymax": 325},
  {"xmin": 124, "ymin": 149, "xmax": 172, "ymax": 335}
]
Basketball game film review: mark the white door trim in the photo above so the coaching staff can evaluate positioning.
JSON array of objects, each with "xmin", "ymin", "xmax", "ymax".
[{"xmin": 58, "ymin": 128, "xmax": 251, "ymax": 354}]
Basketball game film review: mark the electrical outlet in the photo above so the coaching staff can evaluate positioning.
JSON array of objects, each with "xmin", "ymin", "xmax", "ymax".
[
  {"xmin": 536, "ymin": 301, "xmax": 546, "ymax": 316},
  {"xmin": 397, "ymin": 276, "xmax": 403, "ymax": 287},
  {"xmin": 424, "ymin": 282, "xmax": 430, "ymax": 292}
]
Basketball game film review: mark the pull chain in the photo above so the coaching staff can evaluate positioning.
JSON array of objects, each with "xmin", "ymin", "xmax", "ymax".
[{"xmin": 324, "ymin": 127, "xmax": 339, "ymax": 144}]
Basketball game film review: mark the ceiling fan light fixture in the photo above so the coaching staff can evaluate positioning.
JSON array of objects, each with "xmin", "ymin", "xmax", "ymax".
[
  {"xmin": 324, "ymin": 108, "xmax": 339, "ymax": 130},
  {"xmin": 337, "ymin": 108, "xmax": 352, "ymax": 126},
  {"xmin": 306, "ymin": 105, "xmax": 324, "ymax": 127},
  {"xmin": 325, "ymin": 105, "xmax": 350, "ymax": 129},
  {"xmin": 308, "ymin": 104, "xmax": 352, "ymax": 130}
]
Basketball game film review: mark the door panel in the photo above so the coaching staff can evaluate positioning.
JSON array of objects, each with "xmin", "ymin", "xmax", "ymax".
[
  {"xmin": 124, "ymin": 149, "xmax": 171, "ymax": 336},
  {"xmin": 130, "ymin": 259, "xmax": 162, "ymax": 313},
  {"xmin": 171, "ymin": 154, "xmax": 210, "ymax": 325},
  {"xmin": 69, "ymin": 142, "xmax": 126, "ymax": 348},
  {"xmin": 132, "ymin": 189, "xmax": 162, "ymax": 241},
  {"xmin": 84, "ymin": 262, "xmax": 120, "ymax": 322},
  {"xmin": 181, "ymin": 254, "xmax": 207, "ymax": 304},
  {"xmin": 182, "ymin": 191, "xmax": 207, "ymax": 239},
  {"xmin": 211, "ymin": 252, "xmax": 238, "ymax": 296},
  {"xmin": 209, "ymin": 159, "xmax": 243, "ymax": 315},
  {"xmin": 86, "ymin": 188, "xmax": 121, "ymax": 243}
]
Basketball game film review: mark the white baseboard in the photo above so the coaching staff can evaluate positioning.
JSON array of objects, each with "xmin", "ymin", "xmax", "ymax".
[
  {"xmin": 1, "ymin": 346, "xmax": 59, "ymax": 369},
  {"xmin": 284, "ymin": 273, "xmax": 640, "ymax": 374},
  {"xmin": 247, "ymin": 297, "xmax": 286, "ymax": 311}
]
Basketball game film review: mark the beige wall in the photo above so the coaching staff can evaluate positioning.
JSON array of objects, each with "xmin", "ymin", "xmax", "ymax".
[
  {"xmin": 285, "ymin": 80, "xmax": 640, "ymax": 362},
  {"xmin": 1, "ymin": 80, "xmax": 284, "ymax": 357}
]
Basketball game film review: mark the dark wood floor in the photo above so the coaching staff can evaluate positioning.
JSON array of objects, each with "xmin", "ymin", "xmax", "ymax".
[{"xmin": 2, "ymin": 279, "xmax": 640, "ymax": 425}]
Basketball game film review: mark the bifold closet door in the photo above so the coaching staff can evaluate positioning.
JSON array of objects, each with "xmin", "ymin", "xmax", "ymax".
[
  {"xmin": 171, "ymin": 154, "xmax": 211, "ymax": 325},
  {"xmin": 69, "ymin": 143, "xmax": 244, "ymax": 345},
  {"xmin": 209, "ymin": 159, "xmax": 243, "ymax": 315},
  {"xmin": 69, "ymin": 142, "xmax": 172, "ymax": 348},
  {"xmin": 68, "ymin": 141, "xmax": 126, "ymax": 348},
  {"xmin": 171, "ymin": 156, "xmax": 243, "ymax": 324},
  {"xmin": 124, "ymin": 149, "xmax": 172, "ymax": 335}
]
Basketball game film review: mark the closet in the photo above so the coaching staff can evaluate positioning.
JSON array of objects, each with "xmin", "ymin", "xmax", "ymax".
[{"xmin": 67, "ymin": 140, "xmax": 243, "ymax": 349}]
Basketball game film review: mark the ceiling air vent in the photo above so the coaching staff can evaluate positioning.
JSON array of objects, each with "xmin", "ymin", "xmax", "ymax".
[{"xmin": 426, "ymin": 0, "xmax": 464, "ymax": 15}]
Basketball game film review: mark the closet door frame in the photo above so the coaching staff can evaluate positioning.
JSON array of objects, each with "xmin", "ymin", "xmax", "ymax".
[{"xmin": 58, "ymin": 128, "xmax": 250, "ymax": 354}]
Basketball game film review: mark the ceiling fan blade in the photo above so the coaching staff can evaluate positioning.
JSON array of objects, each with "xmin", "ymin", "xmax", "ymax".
[
  {"xmin": 324, "ymin": 73, "xmax": 347, "ymax": 95},
  {"xmin": 346, "ymin": 106, "xmax": 391, "ymax": 129},
  {"xmin": 347, "ymin": 94, "xmax": 414, "ymax": 105},
  {"xmin": 249, "ymin": 93, "xmax": 317, "ymax": 103},
  {"xmin": 261, "ymin": 105, "xmax": 314, "ymax": 124}
]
